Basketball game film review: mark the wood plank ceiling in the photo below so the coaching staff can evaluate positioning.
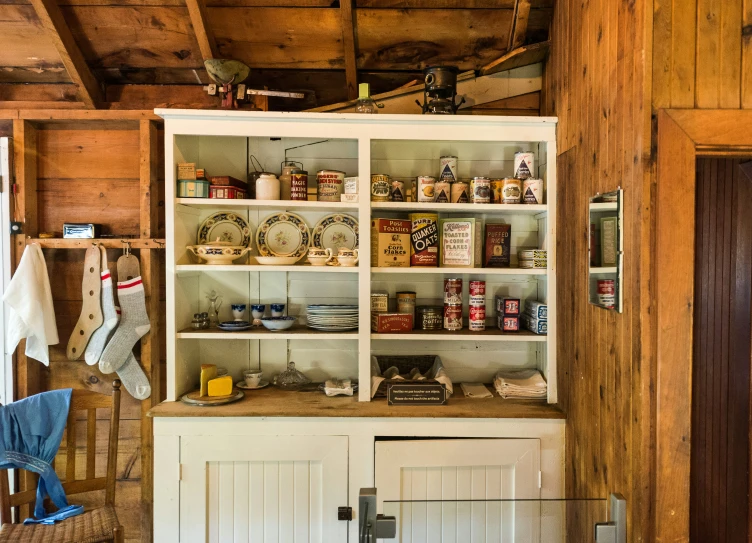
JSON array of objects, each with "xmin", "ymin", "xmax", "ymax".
[{"xmin": 0, "ymin": 0, "xmax": 552, "ymax": 110}]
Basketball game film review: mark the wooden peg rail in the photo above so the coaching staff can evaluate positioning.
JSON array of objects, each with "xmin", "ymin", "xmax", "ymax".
[{"xmin": 26, "ymin": 238, "xmax": 166, "ymax": 249}]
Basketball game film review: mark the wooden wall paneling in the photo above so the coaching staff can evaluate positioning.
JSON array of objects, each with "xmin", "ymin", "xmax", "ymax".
[
  {"xmin": 744, "ymin": 0, "xmax": 752, "ymax": 108},
  {"xmin": 720, "ymin": 0, "xmax": 743, "ymax": 108},
  {"xmin": 28, "ymin": 0, "xmax": 103, "ymax": 107}
]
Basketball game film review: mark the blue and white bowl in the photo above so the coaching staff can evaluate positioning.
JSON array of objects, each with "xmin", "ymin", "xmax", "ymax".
[{"xmin": 261, "ymin": 316, "xmax": 296, "ymax": 331}]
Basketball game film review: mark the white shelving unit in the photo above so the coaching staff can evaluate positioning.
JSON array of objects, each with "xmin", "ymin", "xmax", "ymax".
[{"xmin": 160, "ymin": 110, "xmax": 557, "ymax": 404}]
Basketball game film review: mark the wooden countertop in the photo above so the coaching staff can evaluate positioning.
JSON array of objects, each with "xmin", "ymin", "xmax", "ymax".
[{"xmin": 148, "ymin": 387, "xmax": 565, "ymax": 419}]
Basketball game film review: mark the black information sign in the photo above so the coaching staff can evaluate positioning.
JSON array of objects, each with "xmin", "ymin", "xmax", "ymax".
[{"xmin": 387, "ymin": 383, "xmax": 448, "ymax": 406}]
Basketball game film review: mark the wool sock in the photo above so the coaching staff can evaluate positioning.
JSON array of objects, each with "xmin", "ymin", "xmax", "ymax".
[
  {"xmin": 118, "ymin": 352, "xmax": 152, "ymax": 401},
  {"xmin": 101, "ymin": 308, "xmax": 151, "ymax": 400},
  {"xmin": 84, "ymin": 271, "xmax": 118, "ymax": 366},
  {"xmin": 99, "ymin": 276, "xmax": 151, "ymax": 374}
]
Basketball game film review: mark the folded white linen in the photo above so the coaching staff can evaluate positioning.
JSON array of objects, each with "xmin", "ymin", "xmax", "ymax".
[{"xmin": 493, "ymin": 369, "xmax": 547, "ymax": 399}]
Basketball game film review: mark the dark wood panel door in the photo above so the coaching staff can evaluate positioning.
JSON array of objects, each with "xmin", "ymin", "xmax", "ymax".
[{"xmin": 690, "ymin": 159, "xmax": 752, "ymax": 543}]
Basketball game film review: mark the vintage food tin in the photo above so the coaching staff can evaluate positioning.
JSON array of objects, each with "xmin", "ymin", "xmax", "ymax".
[
  {"xmin": 518, "ymin": 249, "xmax": 547, "ymax": 261},
  {"xmin": 444, "ymin": 278, "xmax": 463, "ymax": 305},
  {"xmin": 371, "ymin": 292, "xmax": 389, "ymax": 313},
  {"xmin": 439, "ymin": 218, "xmax": 482, "ymax": 268},
  {"xmin": 370, "ymin": 174, "xmax": 391, "ymax": 202},
  {"xmin": 417, "ymin": 306, "xmax": 443, "ymax": 330},
  {"xmin": 417, "ymin": 175, "xmax": 436, "ymax": 202},
  {"xmin": 177, "ymin": 179, "xmax": 210, "ymax": 198},
  {"xmin": 514, "ymin": 152, "xmax": 535, "ymax": 179},
  {"xmin": 443, "ymin": 304, "xmax": 463, "ymax": 331},
  {"xmin": 391, "ymin": 179, "xmax": 406, "ymax": 202},
  {"xmin": 469, "ymin": 305, "xmax": 486, "ymax": 331},
  {"xmin": 444, "ymin": 280, "xmax": 463, "ymax": 306},
  {"xmin": 523, "ymin": 177, "xmax": 543, "ymax": 204},
  {"xmin": 484, "ymin": 223, "xmax": 511, "ymax": 268},
  {"xmin": 434, "ymin": 181, "xmax": 451, "ymax": 203},
  {"xmin": 490, "ymin": 179, "xmax": 505, "ymax": 203},
  {"xmin": 597, "ymin": 279, "xmax": 616, "ymax": 308},
  {"xmin": 503, "ymin": 298, "xmax": 521, "ymax": 315},
  {"xmin": 409, "ymin": 212, "xmax": 439, "ymax": 266},
  {"xmin": 501, "ymin": 177, "xmax": 522, "ymax": 203},
  {"xmin": 450, "ymin": 181, "xmax": 470, "ymax": 203},
  {"xmin": 469, "ymin": 280, "xmax": 486, "ymax": 297},
  {"xmin": 209, "ymin": 185, "xmax": 246, "ymax": 199},
  {"xmin": 372, "ymin": 313, "xmax": 414, "ymax": 333},
  {"xmin": 317, "ymin": 170, "xmax": 345, "ymax": 201},
  {"xmin": 471, "ymin": 177, "xmax": 491, "ymax": 203},
  {"xmin": 397, "ymin": 291, "xmax": 417, "ymax": 326},
  {"xmin": 521, "ymin": 313, "xmax": 547, "ymax": 334},
  {"xmin": 501, "ymin": 315, "xmax": 520, "ymax": 332},
  {"xmin": 290, "ymin": 171, "xmax": 309, "ymax": 201},
  {"xmin": 371, "ymin": 219, "xmax": 411, "ymax": 267},
  {"xmin": 440, "ymin": 156, "xmax": 458, "ymax": 182},
  {"xmin": 600, "ymin": 217, "xmax": 618, "ymax": 266},
  {"xmin": 177, "ymin": 162, "xmax": 198, "ymax": 180},
  {"xmin": 344, "ymin": 176, "xmax": 359, "ymax": 194},
  {"xmin": 524, "ymin": 300, "xmax": 548, "ymax": 320}
]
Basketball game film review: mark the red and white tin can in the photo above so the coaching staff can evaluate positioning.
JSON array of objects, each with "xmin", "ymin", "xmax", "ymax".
[
  {"xmin": 444, "ymin": 278, "xmax": 463, "ymax": 305},
  {"xmin": 443, "ymin": 304, "xmax": 463, "ymax": 331},
  {"xmin": 597, "ymin": 279, "xmax": 615, "ymax": 308},
  {"xmin": 469, "ymin": 280, "xmax": 486, "ymax": 297},
  {"xmin": 469, "ymin": 305, "xmax": 486, "ymax": 331}
]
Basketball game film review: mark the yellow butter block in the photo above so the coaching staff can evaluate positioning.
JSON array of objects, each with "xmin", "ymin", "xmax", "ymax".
[
  {"xmin": 200, "ymin": 364, "xmax": 217, "ymax": 397},
  {"xmin": 207, "ymin": 375, "xmax": 233, "ymax": 397}
]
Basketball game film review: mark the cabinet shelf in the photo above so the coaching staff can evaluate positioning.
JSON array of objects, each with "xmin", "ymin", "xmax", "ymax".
[
  {"xmin": 589, "ymin": 266, "xmax": 617, "ymax": 274},
  {"xmin": 176, "ymin": 264, "xmax": 360, "ymax": 274},
  {"xmin": 177, "ymin": 326, "xmax": 358, "ymax": 340},
  {"xmin": 371, "ymin": 267, "xmax": 546, "ymax": 276},
  {"xmin": 371, "ymin": 328, "xmax": 546, "ymax": 342},
  {"xmin": 372, "ymin": 202, "xmax": 547, "ymax": 214},
  {"xmin": 176, "ymin": 198, "xmax": 359, "ymax": 211},
  {"xmin": 589, "ymin": 202, "xmax": 617, "ymax": 211}
]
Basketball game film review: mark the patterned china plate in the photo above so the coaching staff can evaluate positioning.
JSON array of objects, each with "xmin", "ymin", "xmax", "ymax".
[
  {"xmin": 256, "ymin": 212, "xmax": 310, "ymax": 260},
  {"xmin": 198, "ymin": 212, "xmax": 251, "ymax": 247},
  {"xmin": 312, "ymin": 214, "xmax": 359, "ymax": 252}
]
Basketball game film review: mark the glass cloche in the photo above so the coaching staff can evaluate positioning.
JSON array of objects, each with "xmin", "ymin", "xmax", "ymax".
[{"xmin": 272, "ymin": 361, "xmax": 312, "ymax": 390}]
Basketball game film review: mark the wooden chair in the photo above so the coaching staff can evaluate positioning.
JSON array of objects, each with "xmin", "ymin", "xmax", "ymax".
[{"xmin": 0, "ymin": 381, "xmax": 124, "ymax": 543}]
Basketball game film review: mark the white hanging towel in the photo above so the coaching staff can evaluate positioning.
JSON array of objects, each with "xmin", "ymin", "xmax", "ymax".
[{"xmin": 3, "ymin": 243, "xmax": 59, "ymax": 365}]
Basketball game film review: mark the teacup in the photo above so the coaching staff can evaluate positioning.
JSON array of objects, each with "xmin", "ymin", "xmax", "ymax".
[
  {"xmin": 243, "ymin": 370, "xmax": 263, "ymax": 388},
  {"xmin": 251, "ymin": 304, "xmax": 265, "ymax": 325},
  {"xmin": 231, "ymin": 304, "xmax": 247, "ymax": 321},
  {"xmin": 271, "ymin": 303, "xmax": 286, "ymax": 317},
  {"xmin": 307, "ymin": 247, "xmax": 333, "ymax": 266},
  {"xmin": 337, "ymin": 248, "xmax": 359, "ymax": 267}
]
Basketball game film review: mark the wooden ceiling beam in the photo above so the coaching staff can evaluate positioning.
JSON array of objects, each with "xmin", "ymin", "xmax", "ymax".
[
  {"xmin": 186, "ymin": 0, "xmax": 219, "ymax": 61},
  {"xmin": 340, "ymin": 0, "xmax": 358, "ymax": 100},
  {"xmin": 28, "ymin": 0, "xmax": 103, "ymax": 108},
  {"xmin": 509, "ymin": 0, "xmax": 531, "ymax": 50},
  {"xmin": 480, "ymin": 41, "xmax": 549, "ymax": 76}
]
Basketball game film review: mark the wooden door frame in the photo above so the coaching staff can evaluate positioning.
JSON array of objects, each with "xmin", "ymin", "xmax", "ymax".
[{"xmin": 656, "ymin": 109, "xmax": 752, "ymax": 541}]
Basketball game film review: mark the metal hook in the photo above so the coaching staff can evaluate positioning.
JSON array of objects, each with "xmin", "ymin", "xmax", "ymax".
[
  {"xmin": 121, "ymin": 240, "xmax": 131, "ymax": 257},
  {"xmin": 153, "ymin": 238, "xmax": 165, "ymax": 249}
]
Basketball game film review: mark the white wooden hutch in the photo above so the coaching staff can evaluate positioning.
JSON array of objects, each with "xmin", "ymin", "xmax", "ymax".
[{"xmin": 150, "ymin": 110, "xmax": 564, "ymax": 542}]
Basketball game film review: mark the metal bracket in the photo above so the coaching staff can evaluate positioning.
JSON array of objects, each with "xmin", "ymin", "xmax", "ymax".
[
  {"xmin": 359, "ymin": 488, "xmax": 397, "ymax": 543},
  {"xmin": 594, "ymin": 493, "xmax": 626, "ymax": 543}
]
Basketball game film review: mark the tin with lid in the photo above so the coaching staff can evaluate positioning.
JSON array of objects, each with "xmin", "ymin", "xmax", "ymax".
[
  {"xmin": 417, "ymin": 306, "xmax": 443, "ymax": 330},
  {"xmin": 317, "ymin": 170, "xmax": 346, "ymax": 202},
  {"xmin": 471, "ymin": 177, "xmax": 491, "ymax": 204},
  {"xmin": 371, "ymin": 174, "xmax": 391, "ymax": 202}
]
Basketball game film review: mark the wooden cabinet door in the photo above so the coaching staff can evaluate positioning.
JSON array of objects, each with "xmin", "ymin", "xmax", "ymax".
[
  {"xmin": 180, "ymin": 435, "xmax": 348, "ymax": 543},
  {"xmin": 375, "ymin": 439, "xmax": 541, "ymax": 543}
]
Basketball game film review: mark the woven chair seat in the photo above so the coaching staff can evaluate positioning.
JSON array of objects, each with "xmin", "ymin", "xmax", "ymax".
[{"xmin": 0, "ymin": 505, "xmax": 120, "ymax": 543}]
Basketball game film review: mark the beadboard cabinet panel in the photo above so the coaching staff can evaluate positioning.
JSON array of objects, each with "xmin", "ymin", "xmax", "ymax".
[
  {"xmin": 375, "ymin": 439, "xmax": 541, "ymax": 543},
  {"xmin": 179, "ymin": 435, "xmax": 348, "ymax": 543}
]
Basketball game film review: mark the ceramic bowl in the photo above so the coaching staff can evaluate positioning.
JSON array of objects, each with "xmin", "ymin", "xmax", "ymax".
[
  {"xmin": 255, "ymin": 256, "xmax": 300, "ymax": 266},
  {"xmin": 337, "ymin": 256, "xmax": 359, "ymax": 267},
  {"xmin": 307, "ymin": 256, "xmax": 330, "ymax": 266},
  {"xmin": 261, "ymin": 316, "xmax": 296, "ymax": 331},
  {"xmin": 187, "ymin": 239, "xmax": 250, "ymax": 265}
]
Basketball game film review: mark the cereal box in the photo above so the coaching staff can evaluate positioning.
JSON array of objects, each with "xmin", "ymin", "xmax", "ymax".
[
  {"xmin": 371, "ymin": 219, "xmax": 411, "ymax": 267},
  {"xmin": 484, "ymin": 224, "xmax": 511, "ymax": 268},
  {"xmin": 439, "ymin": 218, "xmax": 482, "ymax": 268}
]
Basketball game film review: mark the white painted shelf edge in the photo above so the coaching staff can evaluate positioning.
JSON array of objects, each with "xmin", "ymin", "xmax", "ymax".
[
  {"xmin": 371, "ymin": 267, "xmax": 547, "ymax": 275},
  {"xmin": 589, "ymin": 202, "xmax": 618, "ymax": 211},
  {"xmin": 371, "ymin": 202, "xmax": 547, "ymax": 214},
  {"xmin": 177, "ymin": 198, "xmax": 360, "ymax": 210},
  {"xmin": 176, "ymin": 264, "xmax": 360, "ymax": 273},
  {"xmin": 177, "ymin": 330, "xmax": 358, "ymax": 340},
  {"xmin": 371, "ymin": 333, "xmax": 547, "ymax": 342},
  {"xmin": 589, "ymin": 267, "xmax": 618, "ymax": 274}
]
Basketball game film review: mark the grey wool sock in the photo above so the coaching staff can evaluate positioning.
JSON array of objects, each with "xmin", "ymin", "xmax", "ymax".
[
  {"xmin": 99, "ymin": 276, "xmax": 151, "ymax": 374},
  {"xmin": 84, "ymin": 270, "xmax": 118, "ymax": 366},
  {"xmin": 118, "ymin": 352, "xmax": 152, "ymax": 400}
]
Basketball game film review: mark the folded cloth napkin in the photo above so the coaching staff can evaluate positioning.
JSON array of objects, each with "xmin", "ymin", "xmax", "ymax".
[
  {"xmin": 324, "ymin": 379, "xmax": 354, "ymax": 397},
  {"xmin": 493, "ymin": 369, "xmax": 547, "ymax": 399},
  {"xmin": 0, "ymin": 389, "xmax": 83, "ymax": 524},
  {"xmin": 3, "ymin": 243, "xmax": 59, "ymax": 365}
]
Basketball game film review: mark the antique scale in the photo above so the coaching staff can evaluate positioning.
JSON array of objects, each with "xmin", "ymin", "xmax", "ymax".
[{"xmin": 203, "ymin": 59, "xmax": 305, "ymax": 109}]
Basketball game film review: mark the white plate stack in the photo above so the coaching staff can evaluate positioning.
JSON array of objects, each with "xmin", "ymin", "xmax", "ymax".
[{"xmin": 306, "ymin": 305, "xmax": 359, "ymax": 331}]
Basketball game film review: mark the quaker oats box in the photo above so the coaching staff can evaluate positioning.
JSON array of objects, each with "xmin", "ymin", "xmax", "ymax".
[
  {"xmin": 438, "ymin": 218, "xmax": 482, "ymax": 268},
  {"xmin": 371, "ymin": 219, "xmax": 411, "ymax": 267}
]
